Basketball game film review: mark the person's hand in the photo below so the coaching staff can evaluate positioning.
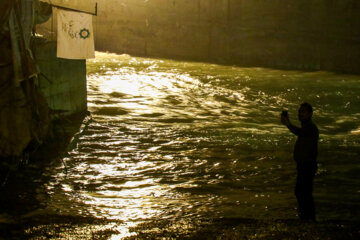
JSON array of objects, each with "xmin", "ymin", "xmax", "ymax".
[{"xmin": 281, "ymin": 112, "xmax": 290, "ymax": 126}]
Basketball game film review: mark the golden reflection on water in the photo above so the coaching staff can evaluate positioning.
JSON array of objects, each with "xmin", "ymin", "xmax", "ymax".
[
  {"xmin": 76, "ymin": 52, "xmax": 284, "ymax": 236},
  {"xmin": 40, "ymin": 52, "xmax": 360, "ymax": 238}
]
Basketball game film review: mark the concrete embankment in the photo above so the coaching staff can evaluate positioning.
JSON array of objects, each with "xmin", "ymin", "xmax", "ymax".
[
  {"xmin": 0, "ymin": 0, "xmax": 87, "ymax": 161},
  {"xmin": 91, "ymin": 0, "xmax": 360, "ymax": 74}
]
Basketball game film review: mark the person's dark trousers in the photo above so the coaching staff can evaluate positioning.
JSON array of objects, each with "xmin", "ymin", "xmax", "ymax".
[{"xmin": 295, "ymin": 162, "xmax": 317, "ymax": 221}]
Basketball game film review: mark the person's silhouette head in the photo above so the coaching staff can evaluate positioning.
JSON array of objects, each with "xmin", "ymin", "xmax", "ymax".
[{"xmin": 298, "ymin": 102, "xmax": 313, "ymax": 123}]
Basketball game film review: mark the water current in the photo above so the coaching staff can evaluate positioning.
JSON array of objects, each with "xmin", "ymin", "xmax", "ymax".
[{"xmin": 28, "ymin": 52, "xmax": 360, "ymax": 238}]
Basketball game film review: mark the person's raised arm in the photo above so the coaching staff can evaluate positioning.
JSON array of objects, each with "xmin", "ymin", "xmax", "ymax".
[{"xmin": 281, "ymin": 111, "xmax": 301, "ymax": 136}]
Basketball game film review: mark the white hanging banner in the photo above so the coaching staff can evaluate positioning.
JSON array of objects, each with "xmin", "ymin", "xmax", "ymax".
[{"xmin": 56, "ymin": 8, "xmax": 95, "ymax": 59}]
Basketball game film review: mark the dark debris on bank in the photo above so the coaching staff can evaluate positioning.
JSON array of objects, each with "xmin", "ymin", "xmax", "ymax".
[
  {"xmin": 0, "ymin": 217, "xmax": 359, "ymax": 240},
  {"xmin": 122, "ymin": 218, "xmax": 359, "ymax": 240}
]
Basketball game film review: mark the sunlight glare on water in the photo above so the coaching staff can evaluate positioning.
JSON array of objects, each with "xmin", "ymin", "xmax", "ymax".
[{"xmin": 44, "ymin": 52, "xmax": 360, "ymax": 238}]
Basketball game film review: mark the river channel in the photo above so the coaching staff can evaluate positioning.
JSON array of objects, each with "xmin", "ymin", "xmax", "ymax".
[{"xmin": 2, "ymin": 52, "xmax": 360, "ymax": 239}]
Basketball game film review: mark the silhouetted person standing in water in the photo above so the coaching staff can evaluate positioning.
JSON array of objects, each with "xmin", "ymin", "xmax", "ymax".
[{"xmin": 281, "ymin": 102, "xmax": 319, "ymax": 221}]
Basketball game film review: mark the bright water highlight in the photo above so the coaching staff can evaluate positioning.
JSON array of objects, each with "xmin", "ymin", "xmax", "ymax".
[{"xmin": 33, "ymin": 52, "xmax": 360, "ymax": 238}]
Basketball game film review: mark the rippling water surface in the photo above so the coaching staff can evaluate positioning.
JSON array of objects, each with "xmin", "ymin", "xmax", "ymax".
[{"xmin": 44, "ymin": 52, "xmax": 360, "ymax": 238}]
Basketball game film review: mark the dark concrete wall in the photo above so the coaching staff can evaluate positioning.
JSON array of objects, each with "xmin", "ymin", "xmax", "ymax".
[
  {"xmin": 94, "ymin": 0, "xmax": 360, "ymax": 73},
  {"xmin": 36, "ymin": 41, "xmax": 87, "ymax": 116}
]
